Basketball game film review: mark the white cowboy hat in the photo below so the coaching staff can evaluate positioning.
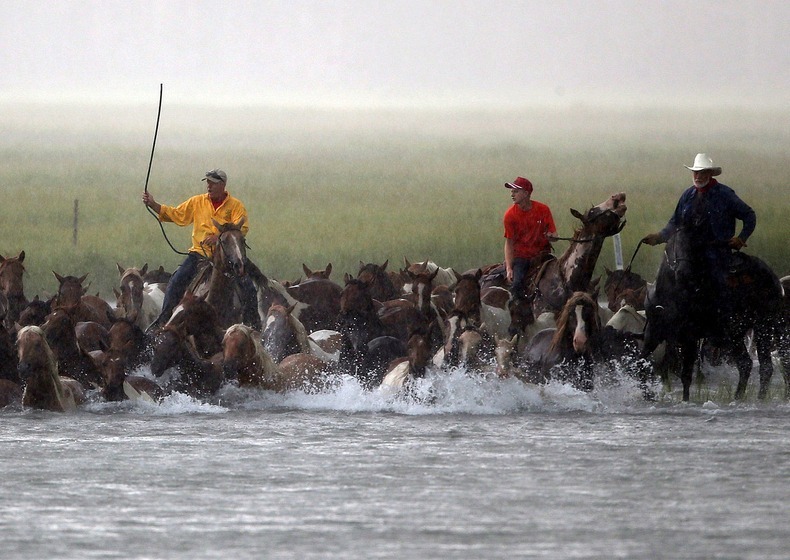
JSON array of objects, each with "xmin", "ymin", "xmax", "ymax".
[{"xmin": 684, "ymin": 153, "xmax": 721, "ymax": 176}]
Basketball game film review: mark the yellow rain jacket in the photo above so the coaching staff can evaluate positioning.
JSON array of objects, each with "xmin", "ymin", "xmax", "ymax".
[{"xmin": 158, "ymin": 192, "xmax": 249, "ymax": 257}]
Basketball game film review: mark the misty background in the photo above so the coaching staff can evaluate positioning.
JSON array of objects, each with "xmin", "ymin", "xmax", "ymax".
[{"xmin": 2, "ymin": 0, "xmax": 788, "ymax": 108}]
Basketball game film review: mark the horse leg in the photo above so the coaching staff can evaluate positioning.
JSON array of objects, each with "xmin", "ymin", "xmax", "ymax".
[
  {"xmin": 754, "ymin": 333, "xmax": 774, "ymax": 400},
  {"xmin": 679, "ymin": 340, "xmax": 697, "ymax": 402},
  {"xmin": 731, "ymin": 338, "xmax": 753, "ymax": 400}
]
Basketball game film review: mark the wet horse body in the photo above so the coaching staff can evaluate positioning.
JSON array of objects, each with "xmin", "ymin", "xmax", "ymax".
[
  {"xmin": 114, "ymin": 264, "xmax": 164, "ymax": 330},
  {"xmin": 17, "ymin": 325, "xmax": 85, "ymax": 411},
  {"xmin": 531, "ymin": 193, "xmax": 628, "ymax": 315},
  {"xmin": 642, "ymin": 227, "xmax": 786, "ymax": 401}
]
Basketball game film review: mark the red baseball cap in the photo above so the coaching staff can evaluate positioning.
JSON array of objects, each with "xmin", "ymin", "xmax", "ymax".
[{"xmin": 504, "ymin": 176, "xmax": 533, "ymax": 192}]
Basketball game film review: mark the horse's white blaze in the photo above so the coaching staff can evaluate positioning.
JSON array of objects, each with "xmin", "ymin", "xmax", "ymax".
[
  {"xmin": 265, "ymin": 315, "xmax": 276, "ymax": 329},
  {"xmin": 444, "ymin": 315, "xmax": 461, "ymax": 354},
  {"xmin": 572, "ymin": 304, "xmax": 588, "ymax": 354}
]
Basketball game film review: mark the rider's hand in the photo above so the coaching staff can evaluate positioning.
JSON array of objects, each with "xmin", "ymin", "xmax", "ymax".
[
  {"xmin": 641, "ymin": 233, "xmax": 664, "ymax": 246},
  {"xmin": 728, "ymin": 237, "xmax": 746, "ymax": 250}
]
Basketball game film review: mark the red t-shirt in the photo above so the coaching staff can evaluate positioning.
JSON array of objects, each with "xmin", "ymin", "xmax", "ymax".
[{"xmin": 503, "ymin": 200, "xmax": 557, "ymax": 259}]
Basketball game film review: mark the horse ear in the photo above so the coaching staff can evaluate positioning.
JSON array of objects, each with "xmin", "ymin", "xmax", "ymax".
[
  {"xmin": 404, "ymin": 256, "xmax": 411, "ymax": 268},
  {"xmin": 358, "ymin": 261, "xmax": 365, "ymax": 272},
  {"xmin": 302, "ymin": 263, "xmax": 312, "ymax": 277},
  {"xmin": 453, "ymin": 269, "xmax": 462, "ymax": 282},
  {"xmin": 344, "ymin": 272, "xmax": 353, "ymax": 285},
  {"xmin": 475, "ymin": 268, "xmax": 483, "ymax": 281},
  {"xmin": 570, "ymin": 208, "xmax": 586, "ymax": 223},
  {"xmin": 286, "ymin": 302, "xmax": 297, "ymax": 315},
  {"xmin": 117, "ymin": 263, "xmax": 125, "ymax": 276},
  {"xmin": 140, "ymin": 263, "xmax": 148, "ymax": 276},
  {"xmin": 381, "ymin": 260, "xmax": 388, "ymax": 272},
  {"xmin": 78, "ymin": 273, "xmax": 89, "ymax": 285},
  {"xmin": 325, "ymin": 263, "xmax": 332, "ymax": 276},
  {"xmin": 18, "ymin": 251, "xmax": 25, "ymax": 262},
  {"xmin": 53, "ymin": 271, "xmax": 65, "ymax": 284},
  {"xmin": 429, "ymin": 268, "xmax": 439, "ymax": 281}
]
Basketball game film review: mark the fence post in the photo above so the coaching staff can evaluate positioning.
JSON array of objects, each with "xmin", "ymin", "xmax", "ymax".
[{"xmin": 73, "ymin": 199, "xmax": 79, "ymax": 247}]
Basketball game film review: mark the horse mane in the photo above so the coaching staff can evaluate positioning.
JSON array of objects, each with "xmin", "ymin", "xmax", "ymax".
[
  {"xmin": 549, "ymin": 291, "xmax": 600, "ymax": 353},
  {"xmin": 17, "ymin": 325, "xmax": 67, "ymax": 407},
  {"xmin": 268, "ymin": 304, "xmax": 311, "ymax": 353},
  {"xmin": 224, "ymin": 323, "xmax": 278, "ymax": 377}
]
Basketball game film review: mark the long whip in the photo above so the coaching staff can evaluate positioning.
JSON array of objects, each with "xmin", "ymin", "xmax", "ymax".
[{"xmin": 144, "ymin": 83, "xmax": 188, "ymax": 256}]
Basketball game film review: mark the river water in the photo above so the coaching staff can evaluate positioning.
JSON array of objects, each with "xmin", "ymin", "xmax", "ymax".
[{"xmin": 1, "ymin": 363, "xmax": 788, "ymax": 560}]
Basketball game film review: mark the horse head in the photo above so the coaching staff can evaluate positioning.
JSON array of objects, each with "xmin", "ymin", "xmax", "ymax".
[
  {"xmin": 115, "ymin": 264, "xmax": 147, "ymax": 323},
  {"xmin": 0, "ymin": 251, "xmax": 26, "ymax": 300},
  {"xmin": 53, "ymin": 272, "xmax": 89, "ymax": 308},
  {"xmin": 212, "ymin": 218, "xmax": 248, "ymax": 277},
  {"xmin": 570, "ymin": 192, "xmax": 627, "ymax": 239},
  {"xmin": 357, "ymin": 260, "xmax": 398, "ymax": 302},
  {"xmin": 551, "ymin": 291, "xmax": 601, "ymax": 356}
]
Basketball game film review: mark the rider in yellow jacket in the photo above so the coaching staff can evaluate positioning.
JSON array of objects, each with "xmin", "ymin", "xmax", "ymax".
[{"xmin": 142, "ymin": 168, "xmax": 258, "ymax": 331}]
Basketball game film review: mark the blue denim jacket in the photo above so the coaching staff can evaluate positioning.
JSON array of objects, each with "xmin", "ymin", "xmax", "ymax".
[{"xmin": 659, "ymin": 180, "xmax": 756, "ymax": 244}]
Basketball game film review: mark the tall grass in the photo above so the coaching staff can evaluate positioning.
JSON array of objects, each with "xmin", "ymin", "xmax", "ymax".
[{"xmin": 2, "ymin": 102, "xmax": 788, "ymax": 299}]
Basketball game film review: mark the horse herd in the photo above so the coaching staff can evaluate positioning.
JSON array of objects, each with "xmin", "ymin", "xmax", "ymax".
[{"xmin": 1, "ymin": 192, "xmax": 788, "ymax": 411}]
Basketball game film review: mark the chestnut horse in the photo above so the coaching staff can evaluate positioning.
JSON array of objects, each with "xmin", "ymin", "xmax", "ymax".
[
  {"xmin": 17, "ymin": 325, "xmax": 85, "ymax": 411},
  {"xmin": 531, "ymin": 193, "xmax": 627, "ymax": 315},
  {"xmin": 52, "ymin": 272, "xmax": 114, "ymax": 328},
  {"xmin": 223, "ymin": 324, "xmax": 329, "ymax": 392},
  {"xmin": 42, "ymin": 308, "xmax": 104, "ymax": 389},
  {"xmin": 0, "ymin": 251, "xmax": 28, "ymax": 329}
]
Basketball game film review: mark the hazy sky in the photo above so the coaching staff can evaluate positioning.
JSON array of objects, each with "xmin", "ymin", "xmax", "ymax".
[{"xmin": 2, "ymin": 0, "xmax": 788, "ymax": 107}]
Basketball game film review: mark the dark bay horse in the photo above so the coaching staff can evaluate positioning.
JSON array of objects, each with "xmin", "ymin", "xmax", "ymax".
[
  {"xmin": 357, "ymin": 261, "xmax": 400, "ymax": 302},
  {"xmin": 42, "ymin": 308, "xmax": 104, "ymax": 389},
  {"xmin": 52, "ymin": 272, "xmax": 114, "ymax": 328},
  {"xmin": 0, "ymin": 251, "xmax": 28, "ymax": 329},
  {"xmin": 642, "ymin": 227, "xmax": 785, "ymax": 401},
  {"xmin": 532, "ymin": 193, "xmax": 627, "ymax": 315}
]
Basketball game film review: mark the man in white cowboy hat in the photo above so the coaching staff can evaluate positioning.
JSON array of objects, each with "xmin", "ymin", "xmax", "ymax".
[
  {"xmin": 642, "ymin": 153, "xmax": 756, "ymax": 321},
  {"xmin": 142, "ymin": 168, "xmax": 260, "ymax": 331},
  {"xmin": 503, "ymin": 176, "xmax": 558, "ymax": 300}
]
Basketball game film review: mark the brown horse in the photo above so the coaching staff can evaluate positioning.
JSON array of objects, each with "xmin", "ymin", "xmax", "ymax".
[
  {"xmin": 52, "ymin": 272, "xmax": 114, "ymax": 328},
  {"xmin": 17, "ymin": 325, "xmax": 85, "ymax": 411},
  {"xmin": 186, "ymin": 218, "xmax": 260, "ymax": 330},
  {"xmin": 16, "ymin": 295, "xmax": 54, "ymax": 329},
  {"xmin": 223, "ymin": 323, "xmax": 329, "ymax": 391},
  {"xmin": 150, "ymin": 324, "xmax": 223, "ymax": 396},
  {"xmin": 603, "ymin": 267, "xmax": 648, "ymax": 312},
  {"xmin": 167, "ymin": 292, "xmax": 225, "ymax": 358},
  {"xmin": 380, "ymin": 325, "xmax": 434, "ymax": 390},
  {"xmin": 357, "ymin": 260, "xmax": 400, "ymax": 303},
  {"xmin": 285, "ymin": 277, "xmax": 343, "ymax": 332},
  {"xmin": 522, "ymin": 291, "xmax": 603, "ymax": 390},
  {"xmin": 0, "ymin": 251, "xmax": 28, "ymax": 329},
  {"xmin": 99, "ymin": 347, "xmax": 164, "ymax": 402},
  {"xmin": 302, "ymin": 262, "xmax": 333, "ymax": 280},
  {"xmin": 532, "ymin": 193, "xmax": 627, "ymax": 315},
  {"xmin": 42, "ymin": 308, "xmax": 104, "ymax": 389}
]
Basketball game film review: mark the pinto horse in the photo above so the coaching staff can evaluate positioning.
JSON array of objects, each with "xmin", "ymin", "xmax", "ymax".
[
  {"xmin": 17, "ymin": 325, "xmax": 85, "ymax": 411},
  {"xmin": 452, "ymin": 270, "xmax": 511, "ymax": 340},
  {"xmin": 0, "ymin": 251, "xmax": 28, "ymax": 329},
  {"xmin": 642, "ymin": 227, "xmax": 785, "ymax": 401},
  {"xmin": 531, "ymin": 193, "xmax": 627, "ymax": 315},
  {"xmin": 114, "ymin": 264, "xmax": 164, "ymax": 330},
  {"xmin": 522, "ymin": 291, "xmax": 602, "ymax": 390}
]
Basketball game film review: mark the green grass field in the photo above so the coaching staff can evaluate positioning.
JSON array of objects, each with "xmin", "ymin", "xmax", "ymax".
[{"xmin": 2, "ymin": 101, "xmax": 788, "ymax": 300}]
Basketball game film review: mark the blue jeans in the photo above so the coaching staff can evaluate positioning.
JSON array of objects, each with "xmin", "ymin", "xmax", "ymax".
[
  {"xmin": 156, "ymin": 252, "xmax": 202, "ymax": 324},
  {"xmin": 509, "ymin": 258, "xmax": 532, "ymax": 300}
]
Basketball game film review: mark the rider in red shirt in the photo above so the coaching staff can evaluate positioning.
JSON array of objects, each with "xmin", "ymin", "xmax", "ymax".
[{"xmin": 503, "ymin": 176, "xmax": 558, "ymax": 300}]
